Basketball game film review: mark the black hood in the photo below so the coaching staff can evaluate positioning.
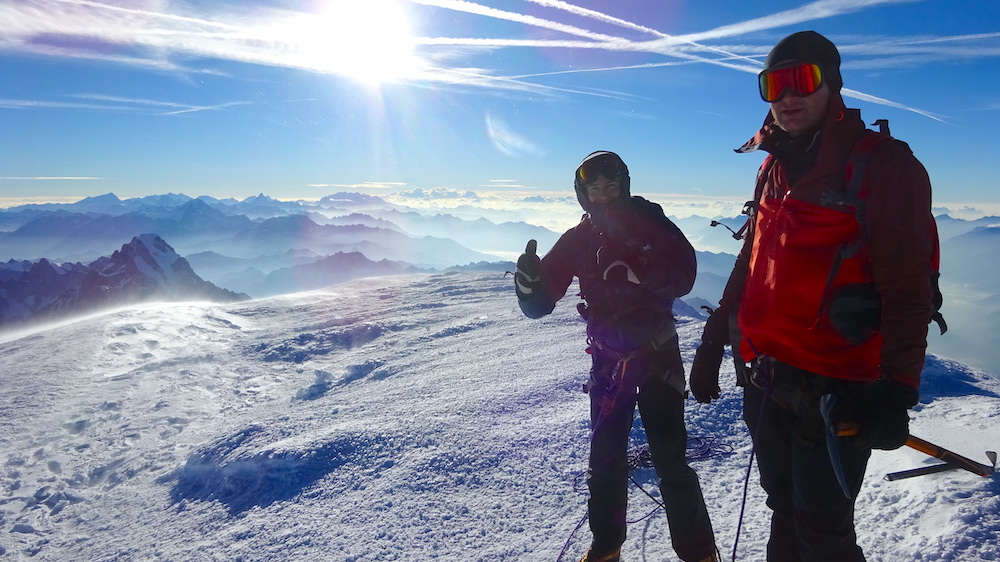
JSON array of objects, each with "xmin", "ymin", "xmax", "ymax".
[{"xmin": 573, "ymin": 151, "xmax": 631, "ymax": 212}]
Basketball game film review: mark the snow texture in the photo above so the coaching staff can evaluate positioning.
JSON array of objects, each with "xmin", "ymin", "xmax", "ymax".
[{"xmin": 0, "ymin": 272, "xmax": 997, "ymax": 561}]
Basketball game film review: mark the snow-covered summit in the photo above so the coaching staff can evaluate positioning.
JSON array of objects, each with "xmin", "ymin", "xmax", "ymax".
[{"xmin": 0, "ymin": 272, "xmax": 996, "ymax": 560}]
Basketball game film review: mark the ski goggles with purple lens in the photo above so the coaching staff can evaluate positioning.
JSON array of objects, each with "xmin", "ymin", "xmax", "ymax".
[
  {"xmin": 576, "ymin": 153, "xmax": 622, "ymax": 185},
  {"xmin": 758, "ymin": 62, "xmax": 824, "ymax": 102}
]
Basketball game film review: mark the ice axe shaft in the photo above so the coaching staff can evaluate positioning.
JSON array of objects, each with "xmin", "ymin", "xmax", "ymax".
[
  {"xmin": 819, "ymin": 394, "xmax": 854, "ymax": 498},
  {"xmin": 835, "ymin": 423, "xmax": 995, "ymax": 478},
  {"xmin": 884, "ymin": 462, "xmax": 957, "ymax": 481}
]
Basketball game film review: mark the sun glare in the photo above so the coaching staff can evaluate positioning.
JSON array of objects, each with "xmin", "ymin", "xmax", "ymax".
[{"xmin": 293, "ymin": 0, "xmax": 421, "ymax": 84}]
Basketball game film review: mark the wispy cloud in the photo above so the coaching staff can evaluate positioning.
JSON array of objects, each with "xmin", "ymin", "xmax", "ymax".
[
  {"xmin": 0, "ymin": 93, "xmax": 249, "ymax": 115},
  {"xmin": 0, "ymin": 0, "xmax": 995, "ymax": 120},
  {"xmin": 72, "ymin": 94, "xmax": 251, "ymax": 115},
  {"xmin": 0, "ymin": 98, "xmax": 135, "ymax": 111},
  {"xmin": 0, "ymin": 176, "xmax": 103, "ymax": 180},
  {"xmin": 485, "ymin": 111, "xmax": 546, "ymax": 158},
  {"xmin": 307, "ymin": 182, "xmax": 408, "ymax": 190},
  {"xmin": 0, "ymin": 195, "xmax": 87, "ymax": 208}
]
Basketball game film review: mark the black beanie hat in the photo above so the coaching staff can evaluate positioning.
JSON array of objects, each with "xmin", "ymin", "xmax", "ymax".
[{"xmin": 763, "ymin": 31, "xmax": 842, "ymax": 91}]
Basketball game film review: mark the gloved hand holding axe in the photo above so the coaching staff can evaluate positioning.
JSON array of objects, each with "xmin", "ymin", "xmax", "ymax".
[{"xmin": 819, "ymin": 390, "xmax": 996, "ymax": 499}]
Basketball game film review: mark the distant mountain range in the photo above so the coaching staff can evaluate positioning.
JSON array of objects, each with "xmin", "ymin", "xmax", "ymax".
[
  {"xmin": 0, "ymin": 192, "xmax": 553, "ymax": 297},
  {"xmin": 0, "ymin": 234, "xmax": 247, "ymax": 329},
  {"xmin": 3, "ymin": 191, "xmax": 998, "ymax": 373}
]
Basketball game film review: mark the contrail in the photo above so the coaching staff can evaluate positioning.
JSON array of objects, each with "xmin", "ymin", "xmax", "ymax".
[
  {"xmin": 409, "ymin": 0, "xmax": 627, "ymax": 43},
  {"xmin": 461, "ymin": 0, "xmax": 947, "ymax": 121},
  {"xmin": 524, "ymin": 0, "xmax": 667, "ymax": 37},
  {"xmin": 668, "ymin": 0, "xmax": 919, "ymax": 43},
  {"xmin": 0, "ymin": 0, "xmax": 976, "ymax": 122},
  {"xmin": 841, "ymin": 88, "xmax": 947, "ymax": 123},
  {"xmin": 50, "ymin": 0, "xmax": 242, "ymax": 31}
]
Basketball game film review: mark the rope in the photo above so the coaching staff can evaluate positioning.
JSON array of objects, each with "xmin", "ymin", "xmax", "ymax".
[
  {"xmin": 559, "ymin": 435, "xmax": 735, "ymax": 561},
  {"xmin": 731, "ymin": 441, "xmax": 757, "ymax": 562},
  {"xmin": 557, "ymin": 511, "xmax": 591, "ymax": 562},
  {"xmin": 558, "ymin": 355, "xmax": 736, "ymax": 561},
  {"xmin": 627, "ymin": 435, "xmax": 735, "ymax": 469},
  {"xmin": 731, "ymin": 352, "xmax": 773, "ymax": 562},
  {"xmin": 624, "ymin": 436, "xmax": 735, "ymax": 525}
]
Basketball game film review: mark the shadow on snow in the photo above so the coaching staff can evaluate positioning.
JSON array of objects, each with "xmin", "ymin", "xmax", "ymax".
[{"xmin": 164, "ymin": 425, "xmax": 387, "ymax": 516}]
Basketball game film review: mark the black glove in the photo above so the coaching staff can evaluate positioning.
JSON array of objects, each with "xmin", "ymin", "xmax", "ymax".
[
  {"xmin": 851, "ymin": 380, "xmax": 919, "ymax": 450},
  {"xmin": 690, "ymin": 305, "xmax": 730, "ymax": 403},
  {"xmin": 514, "ymin": 240, "xmax": 541, "ymax": 301}
]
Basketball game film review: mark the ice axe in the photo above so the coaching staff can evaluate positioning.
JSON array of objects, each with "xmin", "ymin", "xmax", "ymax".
[{"xmin": 819, "ymin": 394, "xmax": 996, "ymax": 499}]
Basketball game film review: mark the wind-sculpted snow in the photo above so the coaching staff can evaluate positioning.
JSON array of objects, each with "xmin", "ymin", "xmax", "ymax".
[
  {"xmin": 919, "ymin": 355, "xmax": 1000, "ymax": 401},
  {"xmin": 0, "ymin": 272, "xmax": 997, "ymax": 560},
  {"xmin": 167, "ymin": 425, "xmax": 397, "ymax": 515},
  {"xmin": 254, "ymin": 322, "xmax": 391, "ymax": 363}
]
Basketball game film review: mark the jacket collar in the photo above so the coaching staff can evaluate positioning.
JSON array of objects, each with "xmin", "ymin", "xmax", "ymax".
[{"xmin": 735, "ymin": 92, "xmax": 861, "ymax": 155}]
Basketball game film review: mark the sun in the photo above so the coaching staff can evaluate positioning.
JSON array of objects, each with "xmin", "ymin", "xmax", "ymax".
[{"xmin": 294, "ymin": 0, "xmax": 422, "ymax": 85}]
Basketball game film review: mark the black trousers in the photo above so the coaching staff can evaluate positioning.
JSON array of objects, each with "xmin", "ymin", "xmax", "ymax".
[
  {"xmin": 743, "ymin": 364, "xmax": 871, "ymax": 562},
  {"xmin": 586, "ymin": 346, "xmax": 715, "ymax": 561}
]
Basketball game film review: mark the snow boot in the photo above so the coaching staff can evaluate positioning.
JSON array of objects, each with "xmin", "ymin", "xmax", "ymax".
[{"xmin": 579, "ymin": 547, "xmax": 621, "ymax": 562}]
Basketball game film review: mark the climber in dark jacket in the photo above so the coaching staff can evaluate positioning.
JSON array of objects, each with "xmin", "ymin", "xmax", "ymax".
[{"xmin": 515, "ymin": 151, "xmax": 717, "ymax": 562}]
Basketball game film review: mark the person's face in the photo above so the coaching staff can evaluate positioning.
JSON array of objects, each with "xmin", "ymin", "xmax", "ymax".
[
  {"xmin": 769, "ymin": 82, "xmax": 831, "ymax": 137},
  {"xmin": 586, "ymin": 175, "xmax": 621, "ymax": 206}
]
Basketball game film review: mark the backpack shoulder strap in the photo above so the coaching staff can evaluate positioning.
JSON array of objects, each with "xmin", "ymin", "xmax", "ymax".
[
  {"xmin": 731, "ymin": 155, "xmax": 775, "ymax": 241},
  {"xmin": 844, "ymin": 128, "xmax": 892, "ymax": 208}
]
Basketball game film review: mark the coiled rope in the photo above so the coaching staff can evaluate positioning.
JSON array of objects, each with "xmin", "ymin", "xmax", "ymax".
[{"xmin": 557, "ymin": 435, "xmax": 734, "ymax": 561}]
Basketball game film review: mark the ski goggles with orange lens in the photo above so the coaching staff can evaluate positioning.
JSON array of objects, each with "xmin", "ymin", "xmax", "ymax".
[
  {"xmin": 758, "ymin": 63, "xmax": 823, "ymax": 102},
  {"xmin": 576, "ymin": 153, "xmax": 622, "ymax": 185}
]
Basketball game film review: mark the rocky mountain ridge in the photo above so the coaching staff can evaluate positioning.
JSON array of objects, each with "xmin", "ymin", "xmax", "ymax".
[{"xmin": 0, "ymin": 234, "xmax": 248, "ymax": 329}]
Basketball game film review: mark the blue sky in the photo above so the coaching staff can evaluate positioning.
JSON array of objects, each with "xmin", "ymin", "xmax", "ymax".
[{"xmin": 1, "ymin": 0, "xmax": 999, "ymax": 213}]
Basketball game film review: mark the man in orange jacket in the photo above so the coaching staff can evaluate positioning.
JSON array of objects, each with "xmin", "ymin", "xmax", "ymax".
[{"xmin": 690, "ymin": 31, "xmax": 937, "ymax": 561}]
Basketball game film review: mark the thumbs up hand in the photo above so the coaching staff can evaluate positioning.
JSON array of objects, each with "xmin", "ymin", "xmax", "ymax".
[{"xmin": 514, "ymin": 240, "xmax": 541, "ymax": 300}]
